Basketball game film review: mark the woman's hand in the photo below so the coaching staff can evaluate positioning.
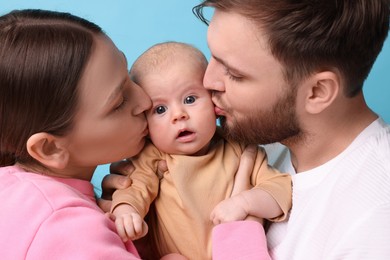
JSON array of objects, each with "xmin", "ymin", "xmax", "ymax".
[
  {"xmin": 97, "ymin": 159, "xmax": 168, "ymax": 212},
  {"xmin": 97, "ymin": 160, "xmax": 134, "ymax": 212}
]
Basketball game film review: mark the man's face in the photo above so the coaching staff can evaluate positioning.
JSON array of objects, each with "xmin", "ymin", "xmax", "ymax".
[{"xmin": 204, "ymin": 9, "xmax": 302, "ymax": 145}]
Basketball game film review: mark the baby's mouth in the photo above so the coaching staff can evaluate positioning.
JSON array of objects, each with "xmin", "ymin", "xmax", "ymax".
[{"xmin": 178, "ymin": 130, "xmax": 193, "ymax": 138}]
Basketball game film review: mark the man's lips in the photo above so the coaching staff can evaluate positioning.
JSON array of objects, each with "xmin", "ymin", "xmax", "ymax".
[{"xmin": 214, "ymin": 106, "xmax": 225, "ymax": 117}]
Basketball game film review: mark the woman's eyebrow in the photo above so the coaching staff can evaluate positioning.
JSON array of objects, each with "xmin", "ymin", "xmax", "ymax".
[
  {"xmin": 106, "ymin": 78, "xmax": 126, "ymax": 106},
  {"xmin": 105, "ymin": 52, "xmax": 128, "ymax": 106}
]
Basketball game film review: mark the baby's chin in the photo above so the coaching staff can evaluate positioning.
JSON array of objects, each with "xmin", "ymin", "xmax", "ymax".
[{"xmin": 160, "ymin": 144, "xmax": 207, "ymax": 157}]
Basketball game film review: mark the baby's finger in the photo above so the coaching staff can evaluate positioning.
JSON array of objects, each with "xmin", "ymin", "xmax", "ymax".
[
  {"xmin": 140, "ymin": 220, "xmax": 149, "ymax": 237},
  {"xmin": 115, "ymin": 218, "xmax": 129, "ymax": 242},
  {"xmin": 123, "ymin": 216, "xmax": 137, "ymax": 240},
  {"xmin": 132, "ymin": 214, "xmax": 145, "ymax": 235}
]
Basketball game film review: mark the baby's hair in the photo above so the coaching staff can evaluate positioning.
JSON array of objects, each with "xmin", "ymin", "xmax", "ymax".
[
  {"xmin": 130, "ymin": 41, "xmax": 208, "ymax": 84},
  {"xmin": 0, "ymin": 9, "xmax": 103, "ymax": 167}
]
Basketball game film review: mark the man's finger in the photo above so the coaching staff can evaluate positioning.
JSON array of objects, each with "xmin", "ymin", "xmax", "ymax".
[
  {"xmin": 156, "ymin": 160, "xmax": 168, "ymax": 179},
  {"xmin": 231, "ymin": 144, "xmax": 257, "ymax": 196}
]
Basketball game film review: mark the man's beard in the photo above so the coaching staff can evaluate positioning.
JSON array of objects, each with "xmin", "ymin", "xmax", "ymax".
[{"xmin": 220, "ymin": 87, "xmax": 302, "ymax": 145}]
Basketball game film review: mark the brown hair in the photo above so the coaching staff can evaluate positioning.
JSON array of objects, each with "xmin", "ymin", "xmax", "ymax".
[
  {"xmin": 0, "ymin": 9, "xmax": 103, "ymax": 166},
  {"xmin": 193, "ymin": 0, "xmax": 389, "ymax": 97}
]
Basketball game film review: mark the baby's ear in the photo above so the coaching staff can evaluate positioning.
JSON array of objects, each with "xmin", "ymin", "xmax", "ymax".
[{"xmin": 26, "ymin": 132, "xmax": 69, "ymax": 169}]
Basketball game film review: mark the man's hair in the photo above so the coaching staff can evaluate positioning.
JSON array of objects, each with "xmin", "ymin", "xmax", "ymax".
[{"xmin": 193, "ymin": 0, "xmax": 389, "ymax": 97}]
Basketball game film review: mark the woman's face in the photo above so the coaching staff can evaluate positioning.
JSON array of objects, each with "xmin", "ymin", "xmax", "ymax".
[{"xmin": 64, "ymin": 35, "xmax": 151, "ymax": 168}]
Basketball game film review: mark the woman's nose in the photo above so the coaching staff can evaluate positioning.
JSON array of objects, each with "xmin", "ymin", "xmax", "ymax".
[{"xmin": 132, "ymin": 83, "xmax": 152, "ymax": 116}]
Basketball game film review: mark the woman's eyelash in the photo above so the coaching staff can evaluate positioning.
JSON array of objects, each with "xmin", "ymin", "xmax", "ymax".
[{"xmin": 114, "ymin": 96, "xmax": 128, "ymax": 111}]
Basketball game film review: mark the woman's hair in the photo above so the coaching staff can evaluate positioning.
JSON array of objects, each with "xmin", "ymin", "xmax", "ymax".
[
  {"xmin": 193, "ymin": 0, "xmax": 389, "ymax": 97},
  {"xmin": 0, "ymin": 9, "xmax": 103, "ymax": 166}
]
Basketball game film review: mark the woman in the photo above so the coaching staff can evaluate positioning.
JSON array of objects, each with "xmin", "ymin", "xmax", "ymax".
[{"xmin": 0, "ymin": 9, "xmax": 151, "ymax": 259}]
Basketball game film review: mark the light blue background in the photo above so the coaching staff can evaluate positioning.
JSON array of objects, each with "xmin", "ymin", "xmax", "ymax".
[{"xmin": 2, "ymin": 1, "xmax": 388, "ymax": 194}]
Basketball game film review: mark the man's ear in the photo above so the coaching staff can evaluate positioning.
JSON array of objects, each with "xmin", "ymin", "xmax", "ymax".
[
  {"xmin": 26, "ymin": 133, "xmax": 69, "ymax": 170},
  {"xmin": 304, "ymin": 71, "xmax": 340, "ymax": 114}
]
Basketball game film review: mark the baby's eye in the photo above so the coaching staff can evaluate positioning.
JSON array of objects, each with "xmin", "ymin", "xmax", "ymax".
[
  {"xmin": 184, "ymin": 95, "xmax": 196, "ymax": 104},
  {"xmin": 155, "ymin": 105, "xmax": 167, "ymax": 114}
]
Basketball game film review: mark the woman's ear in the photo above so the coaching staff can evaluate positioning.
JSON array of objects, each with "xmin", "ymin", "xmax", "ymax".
[
  {"xmin": 304, "ymin": 71, "xmax": 340, "ymax": 114},
  {"xmin": 26, "ymin": 133, "xmax": 69, "ymax": 170}
]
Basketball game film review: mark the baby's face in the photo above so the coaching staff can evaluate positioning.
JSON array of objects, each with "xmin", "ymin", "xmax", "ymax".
[{"xmin": 141, "ymin": 61, "xmax": 216, "ymax": 156}]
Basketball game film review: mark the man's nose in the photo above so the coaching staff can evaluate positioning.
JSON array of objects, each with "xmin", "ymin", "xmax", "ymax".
[{"xmin": 203, "ymin": 57, "xmax": 225, "ymax": 92}]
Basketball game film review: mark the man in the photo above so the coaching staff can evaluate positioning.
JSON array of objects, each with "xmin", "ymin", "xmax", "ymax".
[
  {"xmin": 103, "ymin": 0, "xmax": 390, "ymax": 259},
  {"xmin": 193, "ymin": 0, "xmax": 390, "ymax": 258}
]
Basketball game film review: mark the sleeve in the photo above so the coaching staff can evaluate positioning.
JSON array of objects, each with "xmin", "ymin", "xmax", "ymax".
[
  {"xmin": 27, "ymin": 206, "xmax": 140, "ymax": 259},
  {"xmin": 111, "ymin": 142, "xmax": 161, "ymax": 217},
  {"xmin": 212, "ymin": 221, "xmax": 271, "ymax": 260},
  {"xmin": 251, "ymin": 146, "xmax": 292, "ymax": 222}
]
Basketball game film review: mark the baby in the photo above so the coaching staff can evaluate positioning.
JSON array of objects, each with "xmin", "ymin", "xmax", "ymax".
[{"xmin": 111, "ymin": 42, "xmax": 292, "ymax": 259}]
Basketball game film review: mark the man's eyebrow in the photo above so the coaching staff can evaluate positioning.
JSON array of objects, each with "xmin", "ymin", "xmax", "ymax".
[{"xmin": 212, "ymin": 55, "xmax": 243, "ymax": 75}]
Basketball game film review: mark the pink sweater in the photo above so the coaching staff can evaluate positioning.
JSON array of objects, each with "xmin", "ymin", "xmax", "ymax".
[
  {"xmin": 0, "ymin": 165, "xmax": 263, "ymax": 259},
  {"xmin": 0, "ymin": 166, "xmax": 140, "ymax": 259},
  {"xmin": 212, "ymin": 221, "xmax": 270, "ymax": 260}
]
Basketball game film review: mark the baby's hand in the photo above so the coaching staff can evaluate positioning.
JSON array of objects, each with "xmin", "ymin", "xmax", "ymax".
[
  {"xmin": 210, "ymin": 195, "xmax": 248, "ymax": 225},
  {"xmin": 113, "ymin": 204, "xmax": 148, "ymax": 242}
]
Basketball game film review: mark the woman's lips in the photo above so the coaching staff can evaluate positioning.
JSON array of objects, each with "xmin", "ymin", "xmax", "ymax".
[{"xmin": 142, "ymin": 126, "xmax": 149, "ymax": 136}]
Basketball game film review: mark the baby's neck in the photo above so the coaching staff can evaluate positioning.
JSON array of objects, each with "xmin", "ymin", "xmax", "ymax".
[{"xmin": 190, "ymin": 141, "xmax": 212, "ymax": 156}]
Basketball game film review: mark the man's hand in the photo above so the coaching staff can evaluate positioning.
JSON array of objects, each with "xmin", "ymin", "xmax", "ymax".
[
  {"xmin": 210, "ymin": 144, "xmax": 258, "ymax": 224},
  {"xmin": 231, "ymin": 144, "xmax": 257, "ymax": 196}
]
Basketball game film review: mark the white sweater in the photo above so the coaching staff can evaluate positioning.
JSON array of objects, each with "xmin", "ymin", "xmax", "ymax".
[{"xmin": 266, "ymin": 118, "xmax": 390, "ymax": 259}]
